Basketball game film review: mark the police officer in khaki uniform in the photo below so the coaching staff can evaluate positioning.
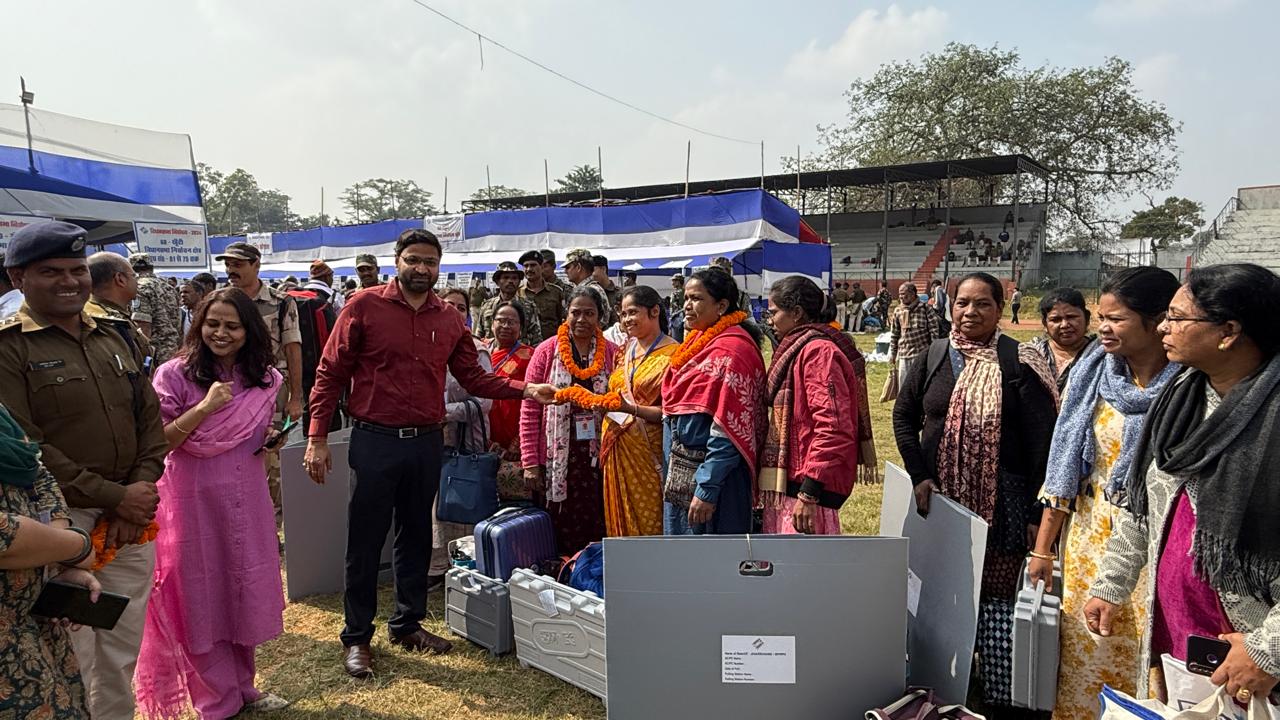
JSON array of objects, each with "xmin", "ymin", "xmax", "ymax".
[
  {"xmin": 0, "ymin": 221, "xmax": 167, "ymax": 720},
  {"xmin": 216, "ymin": 241, "xmax": 302, "ymax": 520},
  {"xmin": 518, "ymin": 249, "xmax": 565, "ymax": 343},
  {"xmin": 86, "ymin": 251, "xmax": 155, "ymax": 376}
]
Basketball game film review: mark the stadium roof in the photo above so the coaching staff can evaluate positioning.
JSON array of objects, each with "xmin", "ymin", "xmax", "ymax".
[{"xmin": 468, "ymin": 154, "xmax": 1049, "ymax": 210}]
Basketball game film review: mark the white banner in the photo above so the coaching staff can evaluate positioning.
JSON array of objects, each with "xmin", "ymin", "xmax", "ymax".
[
  {"xmin": 0, "ymin": 214, "xmax": 52, "ymax": 252},
  {"xmin": 133, "ymin": 221, "xmax": 208, "ymax": 268},
  {"xmin": 245, "ymin": 232, "xmax": 274, "ymax": 256},
  {"xmin": 424, "ymin": 213, "xmax": 466, "ymax": 250}
]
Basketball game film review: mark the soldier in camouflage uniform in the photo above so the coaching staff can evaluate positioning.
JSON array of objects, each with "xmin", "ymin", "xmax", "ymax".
[
  {"xmin": 128, "ymin": 253, "xmax": 181, "ymax": 366},
  {"xmin": 668, "ymin": 273, "xmax": 687, "ymax": 341},
  {"xmin": 591, "ymin": 254, "xmax": 622, "ymax": 327},
  {"xmin": 87, "ymin": 252, "xmax": 155, "ymax": 373},
  {"xmin": 564, "ymin": 248, "xmax": 613, "ymax": 322},
  {"xmin": 539, "ymin": 249, "xmax": 575, "ymax": 296},
  {"xmin": 477, "ymin": 261, "xmax": 541, "ymax": 346}
]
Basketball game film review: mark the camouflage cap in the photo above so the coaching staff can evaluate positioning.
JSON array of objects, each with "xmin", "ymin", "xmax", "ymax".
[
  {"xmin": 565, "ymin": 248, "xmax": 594, "ymax": 267},
  {"xmin": 127, "ymin": 252, "xmax": 154, "ymax": 271},
  {"xmin": 493, "ymin": 260, "xmax": 523, "ymax": 279}
]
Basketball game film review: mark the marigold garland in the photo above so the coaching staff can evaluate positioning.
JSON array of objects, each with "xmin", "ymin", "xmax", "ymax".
[
  {"xmin": 556, "ymin": 322, "xmax": 607, "ymax": 380},
  {"xmin": 90, "ymin": 517, "xmax": 159, "ymax": 571},
  {"xmin": 669, "ymin": 311, "xmax": 748, "ymax": 370},
  {"xmin": 554, "ymin": 386, "xmax": 624, "ymax": 411}
]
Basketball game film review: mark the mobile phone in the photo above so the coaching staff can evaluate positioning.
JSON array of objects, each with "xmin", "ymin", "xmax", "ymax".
[
  {"xmin": 254, "ymin": 416, "xmax": 297, "ymax": 455},
  {"xmin": 30, "ymin": 580, "xmax": 130, "ymax": 630},
  {"xmin": 1186, "ymin": 634, "xmax": 1231, "ymax": 677}
]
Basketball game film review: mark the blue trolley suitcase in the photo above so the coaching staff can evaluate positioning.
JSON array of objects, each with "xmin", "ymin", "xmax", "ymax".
[{"xmin": 474, "ymin": 507, "xmax": 557, "ymax": 582}]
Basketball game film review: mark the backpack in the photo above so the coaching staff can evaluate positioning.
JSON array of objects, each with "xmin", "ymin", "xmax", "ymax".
[{"xmin": 282, "ymin": 289, "xmax": 341, "ymax": 432}]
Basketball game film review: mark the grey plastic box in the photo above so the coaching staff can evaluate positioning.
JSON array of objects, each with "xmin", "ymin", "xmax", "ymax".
[
  {"xmin": 1012, "ymin": 574, "xmax": 1061, "ymax": 711},
  {"xmin": 508, "ymin": 569, "xmax": 607, "ymax": 701},
  {"xmin": 604, "ymin": 535, "xmax": 908, "ymax": 719},
  {"xmin": 445, "ymin": 567, "xmax": 514, "ymax": 656}
]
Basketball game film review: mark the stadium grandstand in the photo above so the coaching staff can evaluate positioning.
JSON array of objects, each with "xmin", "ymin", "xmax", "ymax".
[
  {"xmin": 1193, "ymin": 184, "xmax": 1280, "ymax": 274},
  {"xmin": 470, "ymin": 154, "xmax": 1051, "ymax": 294}
]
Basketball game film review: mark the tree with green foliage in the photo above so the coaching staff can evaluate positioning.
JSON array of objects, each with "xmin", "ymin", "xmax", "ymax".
[
  {"xmin": 1120, "ymin": 196, "xmax": 1204, "ymax": 248},
  {"xmin": 555, "ymin": 164, "xmax": 603, "ymax": 193},
  {"xmin": 469, "ymin": 184, "xmax": 530, "ymax": 203},
  {"xmin": 340, "ymin": 178, "xmax": 435, "ymax": 223},
  {"xmin": 198, "ymin": 163, "xmax": 299, "ymax": 235},
  {"xmin": 296, "ymin": 213, "xmax": 334, "ymax": 229},
  {"xmin": 795, "ymin": 43, "xmax": 1181, "ymax": 244}
]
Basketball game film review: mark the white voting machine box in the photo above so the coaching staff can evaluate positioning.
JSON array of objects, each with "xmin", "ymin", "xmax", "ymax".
[
  {"xmin": 280, "ymin": 429, "xmax": 394, "ymax": 600},
  {"xmin": 879, "ymin": 462, "xmax": 989, "ymax": 706}
]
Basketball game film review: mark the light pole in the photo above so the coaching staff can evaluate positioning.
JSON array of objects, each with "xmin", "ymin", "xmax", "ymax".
[{"xmin": 19, "ymin": 77, "xmax": 36, "ymax": 173}]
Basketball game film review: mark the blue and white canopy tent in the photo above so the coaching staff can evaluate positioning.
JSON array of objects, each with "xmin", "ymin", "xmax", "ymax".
[
  {"xmin": 0, "ymin": 102, "xmax": 204, "ymax": 252},
  {"xmin": 209, "ymin": 190, "xmax": 831, "ymax": 295}
]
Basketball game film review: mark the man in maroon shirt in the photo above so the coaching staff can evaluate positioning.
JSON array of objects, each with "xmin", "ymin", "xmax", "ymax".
[{"xmin": 304, "ymin": 229, "xmax": 556, "ymax": 679}]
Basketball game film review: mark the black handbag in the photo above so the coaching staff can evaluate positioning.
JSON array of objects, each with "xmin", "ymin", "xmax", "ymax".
[{"xmin": 437, "ymin": 399, "xmax": 500, "ymax": 524}]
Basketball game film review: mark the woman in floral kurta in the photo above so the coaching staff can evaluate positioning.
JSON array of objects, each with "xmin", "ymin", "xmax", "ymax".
[
  {"xmin": 1044, "ymin": 400, "xmax": 1148, "ymax": 719},
  {"xmin": 0, "ymin": 465, "xmax": 88, "ymax": 718}
]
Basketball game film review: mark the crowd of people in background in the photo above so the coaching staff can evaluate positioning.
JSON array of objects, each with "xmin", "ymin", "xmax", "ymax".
[{"xmin": 1, "ymin": 218, "xmax": 1277, "ymax": 719}]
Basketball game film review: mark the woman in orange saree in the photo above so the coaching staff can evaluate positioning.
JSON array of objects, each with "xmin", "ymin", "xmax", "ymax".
[{"xmin": 600, "ymin": 287, "xmax": 678, "ymax": 537}]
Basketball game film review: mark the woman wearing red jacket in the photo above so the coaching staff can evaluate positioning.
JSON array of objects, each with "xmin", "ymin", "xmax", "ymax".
[{"xmin": 759, "ymin": 276, "xmax": 867, "ymax": 534}]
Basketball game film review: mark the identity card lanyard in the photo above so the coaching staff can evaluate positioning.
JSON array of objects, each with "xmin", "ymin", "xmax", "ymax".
[{"xmin": 626, "ymin": 333, "xmax": 667, "ymax": 392}]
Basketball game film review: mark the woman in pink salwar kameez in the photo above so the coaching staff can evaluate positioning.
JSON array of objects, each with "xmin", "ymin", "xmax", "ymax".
[{"xmin": 135, "ymin": 288, "xmax": 289, "ymax": 719}]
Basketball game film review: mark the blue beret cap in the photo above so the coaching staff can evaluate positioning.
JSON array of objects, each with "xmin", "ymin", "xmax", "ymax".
[{"xmin": 4, "ymin": 221, "xmax": 87, "ymax": 268}]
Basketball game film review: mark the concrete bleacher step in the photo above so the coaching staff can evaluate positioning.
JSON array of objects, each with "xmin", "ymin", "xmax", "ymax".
[{"xmin": 1196, "ymin": 206, "xmax": 1280, "ymax": 271}]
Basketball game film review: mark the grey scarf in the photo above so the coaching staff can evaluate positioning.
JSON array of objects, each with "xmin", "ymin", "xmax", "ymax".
[{"xmin": 1125, "ymin": 354, "xmax": 1280, "ymax": 602}]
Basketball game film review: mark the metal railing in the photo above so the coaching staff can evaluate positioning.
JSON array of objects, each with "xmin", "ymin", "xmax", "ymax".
[{"xmin": 1193, "ymin": 196, "xmax": 1242, "ymax": 266}]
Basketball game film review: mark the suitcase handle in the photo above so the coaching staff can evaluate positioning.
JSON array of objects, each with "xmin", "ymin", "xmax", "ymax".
[
  {"xmin": 1021, "ymin": 579, "xmax": 1045, "ymax": 707},
  {"xmin": 458, "ymin": 573, "xmax": 484, "ymax": 595}
]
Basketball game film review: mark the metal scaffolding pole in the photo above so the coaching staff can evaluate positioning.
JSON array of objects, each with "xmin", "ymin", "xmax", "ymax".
[
  {"xmin": 943, "ymin": 172, "xmax": 953, "ymax": 286},
  {"xmin": 881, "ymin": 176, "xmax": 890, "ymax": 287},
  {"xmin": 1012, "ymin": 167, "xmax": 1022, "ymax": 288}
]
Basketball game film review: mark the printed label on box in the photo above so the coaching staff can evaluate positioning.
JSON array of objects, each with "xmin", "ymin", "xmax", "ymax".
[{"xmin": 721, "ymin": 635, "xmax": 796, "ymax": 684}]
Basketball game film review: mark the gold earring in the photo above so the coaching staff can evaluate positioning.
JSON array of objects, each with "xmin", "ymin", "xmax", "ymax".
[{"xmin": 1218, "ymin": 340, "xmax": 1228, "ymax": 351}]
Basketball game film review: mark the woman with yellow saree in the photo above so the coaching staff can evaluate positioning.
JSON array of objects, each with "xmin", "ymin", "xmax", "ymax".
[{"xmin": 600, "ymin": 286, "xmax": 678, "ymax": 536}]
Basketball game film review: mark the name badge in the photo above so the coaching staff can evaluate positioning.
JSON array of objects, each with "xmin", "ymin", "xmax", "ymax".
[
  {"xmin": 28, "ymin": 359, "xmax": 65, "ymax": 371},
  {"xmin": 573, "ymin": 412, "xmax": 596, "ymax": 441}
]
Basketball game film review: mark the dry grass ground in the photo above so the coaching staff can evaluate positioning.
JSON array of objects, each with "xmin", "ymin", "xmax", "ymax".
[{"xmin": 196, "ymin": 323, "xmax": 1045, "ymax": 719}]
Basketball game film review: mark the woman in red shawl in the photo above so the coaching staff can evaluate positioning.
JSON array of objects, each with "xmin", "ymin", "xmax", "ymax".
[
  {"xmin": 661, "ymin": 269, "xmax": 766, "ymax": 535},
  {"xmin": 759, "ymin": 276, "xmax": 868, "ymax": 535},
  {"xmin": 488, "ymin": 301, "xmax": 535, "ymax": 499}
]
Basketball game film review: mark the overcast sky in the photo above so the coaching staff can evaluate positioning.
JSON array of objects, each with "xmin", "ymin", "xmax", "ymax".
[{"xmin": 6, "ymin": 0, "xmax": 1276, "ymax": 221}]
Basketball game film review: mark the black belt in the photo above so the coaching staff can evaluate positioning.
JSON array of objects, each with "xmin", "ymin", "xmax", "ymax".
[{"xmin": 352, "ymin": 419, "xmax": 444, "ymax": 439}]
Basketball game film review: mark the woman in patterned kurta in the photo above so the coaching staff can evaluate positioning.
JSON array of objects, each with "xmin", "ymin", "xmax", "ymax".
[
  {"xmin": 1031, "ymin": 267, "xmax": 1182, "ymax": 719},
  {"xmin": 1046, "ymin": 401, "xmax": 1151, "ymax": 718},
  {"xmin": 520, "ymin": 287, "xmax": 618, "ymax": 555},
  {"xmin": 0, "ymin": 406, "xmax": 90, "ymax": 718}
]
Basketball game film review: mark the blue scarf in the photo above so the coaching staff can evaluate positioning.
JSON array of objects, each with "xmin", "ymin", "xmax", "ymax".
[{"xmin": 1043, "ymin": 343, "xmax": 1181, "ymax": 503}]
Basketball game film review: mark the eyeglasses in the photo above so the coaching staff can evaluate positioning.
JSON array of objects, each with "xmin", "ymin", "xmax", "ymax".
[
  {"xmin": 493, "ymin": 318, "xmax": 520, "ymax": 327},
  {"xmin": 1164, "ymin": 316, "xmax": 1214, "ymax": 324}
]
